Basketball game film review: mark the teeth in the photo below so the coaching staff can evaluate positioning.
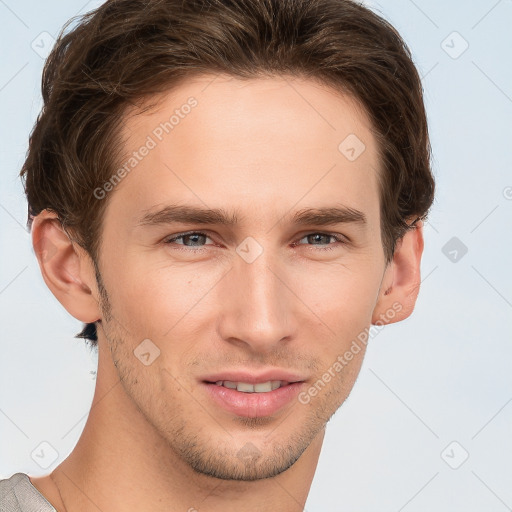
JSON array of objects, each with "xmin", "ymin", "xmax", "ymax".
[
  {"xmin": 254, "ymin": 382, "xmax": 272, "ymax": 392},
  {"xmin": 237, "ymin": 382, "xmax": 255, "ymax": 393},
  {"xmin": 214, "ymin": 380, "xmax": 286, "ymax": 393},
  {"xmin": 271, "ymin": 380, "xmax": 281, "ymax": 390}
]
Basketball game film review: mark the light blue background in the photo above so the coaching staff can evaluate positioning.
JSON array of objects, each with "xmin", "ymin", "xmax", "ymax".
[{"xmin": 1, "ymin": 1, "xmax": 511, "ymax": 510}]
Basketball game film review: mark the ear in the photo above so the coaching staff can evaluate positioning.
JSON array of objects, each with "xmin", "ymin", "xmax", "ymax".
[
  {"xmin": 371, "ymin": 220, "xmax": 424, "ymax": 325},
  {"xmin": 31, "ymin": 210, "xmax": 101, "ymax": 324}
]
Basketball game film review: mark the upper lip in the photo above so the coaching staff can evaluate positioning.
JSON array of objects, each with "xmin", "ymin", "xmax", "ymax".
[{"xmin": 201, "ymin": 369, "xmax": 307, "ymax": 384}]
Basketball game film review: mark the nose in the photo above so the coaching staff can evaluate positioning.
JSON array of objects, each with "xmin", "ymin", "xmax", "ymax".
[{"xmin": 216, "ymin": 248, "xmax": 299, "ymax": 354}]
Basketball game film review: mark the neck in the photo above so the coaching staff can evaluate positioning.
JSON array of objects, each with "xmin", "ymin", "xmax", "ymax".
[{"xmin": 48, "ymin": 341, "xmax": 325, "ymax": 512}]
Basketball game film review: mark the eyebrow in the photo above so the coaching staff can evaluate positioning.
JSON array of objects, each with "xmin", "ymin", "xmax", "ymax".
[{"xmin": 136, "ymin": 203, "xmax": 367, "ymax": 228}]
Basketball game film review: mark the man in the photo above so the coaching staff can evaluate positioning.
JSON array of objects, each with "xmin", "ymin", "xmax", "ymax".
[{"xmin": 0, "ymin": 0, "xmax": 434, "ymax": 510}]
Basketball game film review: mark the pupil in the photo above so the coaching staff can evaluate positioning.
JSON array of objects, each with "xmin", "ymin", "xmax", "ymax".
[
  {"xmin": 186, "ymin": 234, "xmax": 204, "ymax": 246},
  {"xmin": 310, "ymin": 234, "xmax": 328, "ymax": 244}
]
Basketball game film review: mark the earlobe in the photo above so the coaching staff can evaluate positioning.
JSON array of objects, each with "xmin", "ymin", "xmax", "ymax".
[
  {"xmin": 31, "ymin": 210, "xmax": 101, "ymax": 324},
  {"xmin": 371, "ymin": 220, "xmax": 424, "ymax": 325}
]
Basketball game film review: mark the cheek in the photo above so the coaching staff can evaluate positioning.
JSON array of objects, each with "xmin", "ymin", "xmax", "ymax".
[
  {"xmin": 295, "ymin": 266, "xmax": 377, "ymax": 406},
  {"xmin": 106, "ymin": 254, "xmax": 227, "ymax": 339},
  {"xmin": 104, "ymin": 243, "xmax": 383, "ymax": 350},
  {"xmin": 297, "ymin": 260, "xmax": 382, "ymax": 331}
]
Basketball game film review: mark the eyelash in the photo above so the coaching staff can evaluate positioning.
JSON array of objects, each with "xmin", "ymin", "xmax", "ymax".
[{"xmin": 163, "ymin": 231, "xmax": 347, "ymax": 252}]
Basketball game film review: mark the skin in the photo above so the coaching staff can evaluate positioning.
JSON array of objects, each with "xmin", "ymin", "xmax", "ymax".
[{"xmin": 29, "ymin": 74, "xmax": 424, "ymax": 512}]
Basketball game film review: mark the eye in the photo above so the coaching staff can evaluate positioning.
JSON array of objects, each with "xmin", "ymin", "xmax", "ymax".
[
  {"xmin": 163, "ymin": 231, "xmax": 347, "ymax": 252},
  {"xmin": 294, "ymin": 232, "xmax": 346, "ymax": 251},
  {"xmin": 163, "ymin": 231, "xmax": 213, "ymax": 250}
]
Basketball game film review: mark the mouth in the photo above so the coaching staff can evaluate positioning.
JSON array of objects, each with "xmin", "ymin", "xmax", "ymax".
[
  {"xmin": 201, "ymin": 373, "xmax": 306, "ymax": 418},
  {"xmin": 206, "ymin": 380, "xmax": 295, "ymax": 393}
]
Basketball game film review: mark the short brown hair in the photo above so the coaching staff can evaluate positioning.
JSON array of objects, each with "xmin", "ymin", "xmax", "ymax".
[{"xmin": 21, "ymin": 0, "xmax": 435, "ymax": 346}]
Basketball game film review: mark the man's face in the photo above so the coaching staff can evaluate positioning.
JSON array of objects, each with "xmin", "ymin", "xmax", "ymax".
[{"xmin": 95, "ymin": 74, "xmax": 387, "ymax": 480}]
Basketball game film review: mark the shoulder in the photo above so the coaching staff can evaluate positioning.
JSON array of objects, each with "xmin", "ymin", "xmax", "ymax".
[{"xmin": 0, "ymin": 473, "xmax": 56, "ymax": 512}]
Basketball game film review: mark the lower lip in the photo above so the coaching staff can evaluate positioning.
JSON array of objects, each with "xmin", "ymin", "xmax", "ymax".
[{"xmin": 202, "ymin": 382, "xmax": 304, "ymax": 418}]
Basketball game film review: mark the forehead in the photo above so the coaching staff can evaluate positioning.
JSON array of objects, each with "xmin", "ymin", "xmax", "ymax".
[{"xmin": 111, "ymin": 73, "xmax": 381, "ymax": 229}]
